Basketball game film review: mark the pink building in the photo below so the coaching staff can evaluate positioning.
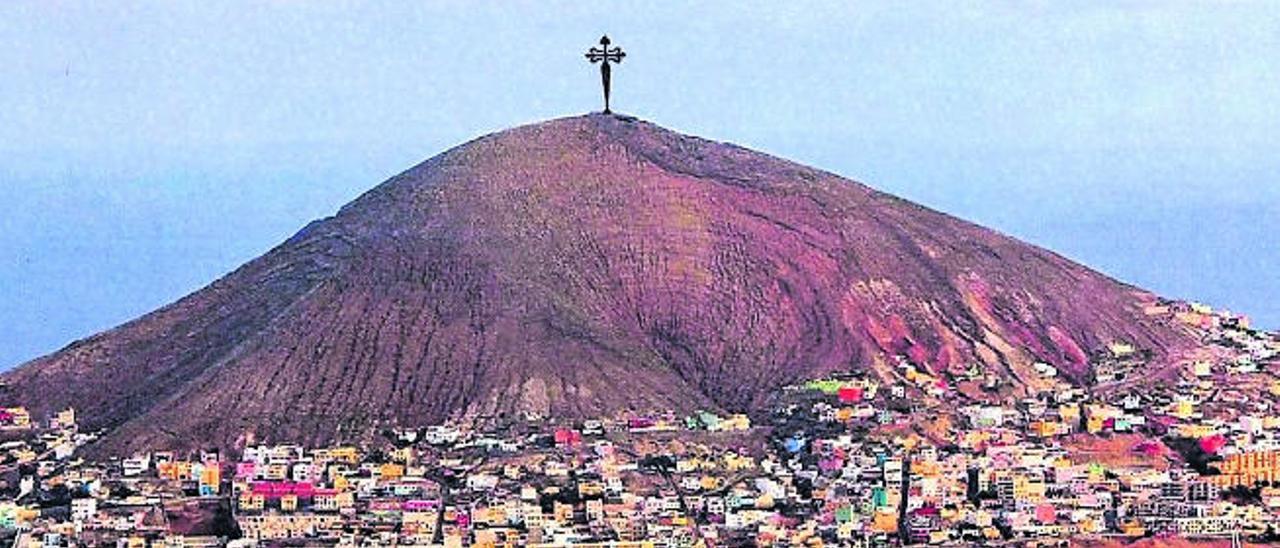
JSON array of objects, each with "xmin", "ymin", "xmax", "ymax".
[{"xmin": 250, "ymin": 481, "xmax": 315, "ymax": 499}]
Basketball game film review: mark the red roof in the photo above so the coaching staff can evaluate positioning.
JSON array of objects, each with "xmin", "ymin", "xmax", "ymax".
[{"xmin": 837, "ymin": 386, "xmax": 862, "ymax": 403}]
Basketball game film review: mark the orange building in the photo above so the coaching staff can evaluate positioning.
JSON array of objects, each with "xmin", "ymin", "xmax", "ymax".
[{"xmin": 1212, "ymin": 450, "xmax": 1280, "ymax": 487}]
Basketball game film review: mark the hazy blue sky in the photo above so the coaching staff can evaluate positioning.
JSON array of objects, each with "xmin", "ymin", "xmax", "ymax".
[{"xmin": 2, "ymin": 2, "xmax": 1277, "ymax": 370}]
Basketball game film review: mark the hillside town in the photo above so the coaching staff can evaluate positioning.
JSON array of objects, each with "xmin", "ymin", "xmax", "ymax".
[{"xmin": 3, "ymin": 300, "xmax": 1279, "ymax": 547}]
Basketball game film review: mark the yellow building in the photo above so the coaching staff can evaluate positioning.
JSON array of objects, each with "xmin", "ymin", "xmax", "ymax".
[
  {"xmin": 1030, "ymin": 420, "xmax": 1063, "ymax": 438},
  {"xmin": 720, "ymin": 414, "xmax": 752, "ymax": 431},
  {"xmin": 3, "ymin": 407, "xmax": 31, "ymax": 428},
  {"xmin": 724, "ymin": 453, "xmax": 755, "ymax": 471},
  {"xmin": 1177, "ymin": 423, "xmax": 1217, "ymax": 439},
  {"xmin": 676, "ymin": 458, "xmax": 701, "ymax": 473},
  {"xmin": 1013, "ymin": 475, "xmax": 1046, "ymax": 502},
  {"xmin": 238, "ymin": 492, "xmax": 265, "ymax": 512},
  {"xmin": 402, "ymin": 508, "xmax": 438, "ymax": 538},
  {"xmin": 553, "ymin": 501, "xmax": 574, "ymax": 524},
  {"xmin": 755, "ymin": 493, "xmax": 775, "ymax": 510},
  {"xmin": 200, "ymin": 466, "xmax": 221, "ymax": 489},
  {"xmin": 334, "ymin": 491, "xmax": 355, "ymax": 510},
  {"xmin": 1120, "ymin": 520, "xmax": 1146, "ymax": 537},
  {"xmin": 1086, "ymin": 415, "xmax": 1106, "ymax": 435},
  {"xmin": 326, "ymin": 446, "xmax": 360, "ymax": 464},
  {"xmin": 1058, "ymin": 404, "xmax": 1081, "ymax": 424},
  {"xmin": 912, "ymin": 460, "xmax": 941, "ymax": 477},
  {"xmin": 157, "ymin": 462, "xmax": 180, "ymax": 481},
  {"xmin": 578, "ymin": 481, "xmax": 605, "ymax": 498},
  {"xmin": 484, "ymin": 505, "xmax": 508, "ymax": 525},
  {"xmin": 173, "ymin": 461, "xmax": 194, "ymax": 481},
  {"xmin": 262, "ymin": 464, "xmax": 288, "ymax": 481},
  {"xmin": 1076, "ymin": 517, "xmax": 1102, "ymax": 534},
  {"xmin": 378, "ymin": 463, "xmax": 405, "ymax": 481},
  {"xmin": 1171, "ymin": 398, "xmax": 1196, "ymax": 420},
  {"xmin": 15, "ymin": 506, "xmax": 40, "ymax": 527},
  {"xmin": 54, "ymin": 408, "xmax": 76, "ymax": 428},
  {"xmin": 871, "ymin": 508, "xmax": 898, "ymax": 534}
]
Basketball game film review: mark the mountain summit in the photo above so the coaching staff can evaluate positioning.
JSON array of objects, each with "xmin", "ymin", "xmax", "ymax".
[{"xmin": 4, "ymin": 114, "xmax": 1194, "ymax": 453}]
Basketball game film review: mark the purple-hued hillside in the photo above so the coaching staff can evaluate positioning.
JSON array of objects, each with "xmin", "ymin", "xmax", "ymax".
[{"xmin": 1, "ymin": 114, "xmax": 1196, "ymax": 454}]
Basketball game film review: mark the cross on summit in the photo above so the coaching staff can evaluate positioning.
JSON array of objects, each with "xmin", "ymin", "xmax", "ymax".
[{"xmin": 585, "ymin": 35, "xmax": 625, "ymax": 114}]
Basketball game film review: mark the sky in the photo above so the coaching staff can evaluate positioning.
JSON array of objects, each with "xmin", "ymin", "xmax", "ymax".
[{"xmin": 1, "ymin": 1, "xmax": 1277, "ymax": 370}]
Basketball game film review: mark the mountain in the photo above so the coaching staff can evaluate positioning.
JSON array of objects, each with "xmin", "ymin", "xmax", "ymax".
[{"xmin": 1, "ymin": 114, "xmax": 1196, "ymax": 454}]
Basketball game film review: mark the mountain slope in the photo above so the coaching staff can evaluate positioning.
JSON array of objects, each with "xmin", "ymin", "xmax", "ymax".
[{"xmin": 2, "ymin": 114, "xmax": 1195, "ymax": 454}]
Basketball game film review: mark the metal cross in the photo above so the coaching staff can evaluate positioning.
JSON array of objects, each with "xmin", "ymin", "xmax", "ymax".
[{"xmin": 585, "ymin": 35, "xmax": 625, "ymax": 113}]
